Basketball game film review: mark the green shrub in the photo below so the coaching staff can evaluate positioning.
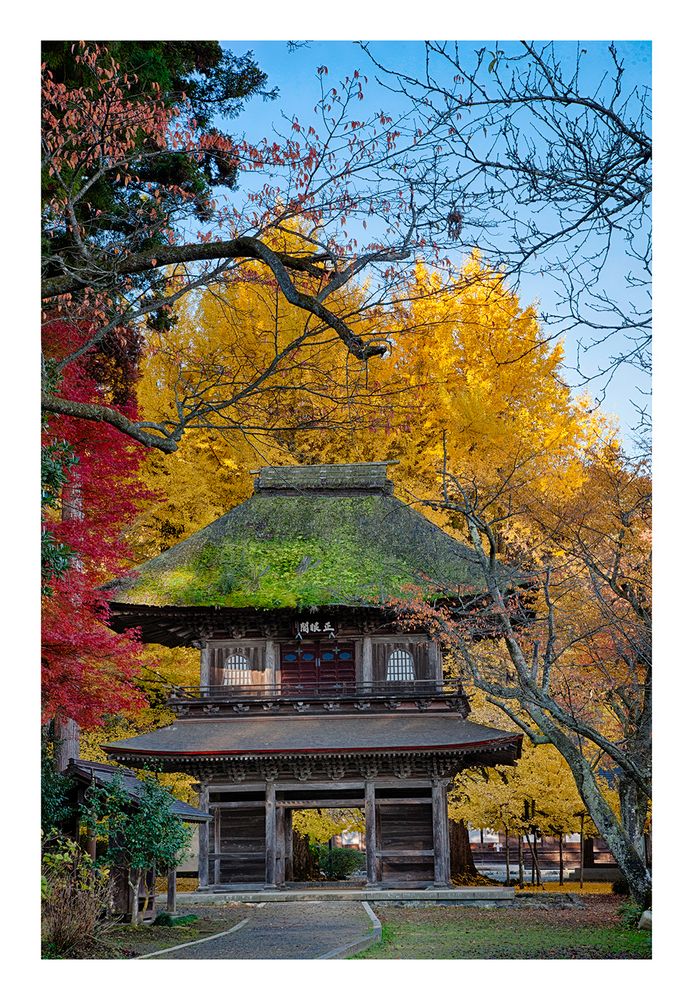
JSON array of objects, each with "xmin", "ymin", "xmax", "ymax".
[
  {"xmin": 41, "ymin": 836, "xmax": 114, "ymax": 958},
  {"xmin": 316, "ymin": 846, "xmax": 365, "ymax": 880},
  {"xmin": 153, "ymin": 912, "xmax": 198, "ymax": 927},
  {"xmin": 618, "ymin": 898, "xmax": 645, "ymax": 929}
]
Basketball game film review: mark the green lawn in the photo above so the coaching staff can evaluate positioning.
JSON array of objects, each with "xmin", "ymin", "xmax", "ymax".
[
  {"xmin": 100, "ymin": 906, "xmax": 248, "ymax": 958},
  {"xmin": 354, "ymin": 900, "xmax": 651, "ymax": 960}
]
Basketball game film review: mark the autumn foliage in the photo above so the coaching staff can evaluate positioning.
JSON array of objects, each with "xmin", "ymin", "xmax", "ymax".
[{"xmin": 41, "ymin": 320, "xmax": 153, "ymax": 727}]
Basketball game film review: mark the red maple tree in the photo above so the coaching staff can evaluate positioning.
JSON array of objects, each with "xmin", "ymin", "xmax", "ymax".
[{"xmin": 42, "ymin": 320, "xmax": 153, "ymax": 728}]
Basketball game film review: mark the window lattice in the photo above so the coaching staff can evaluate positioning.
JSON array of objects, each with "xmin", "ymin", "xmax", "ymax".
[
  {"xmin": 386, "ymin": 649, "xmax": 415, "ymax": 682},
  {"xmin": 222, "ymin": 653, "xmax": 252, "ymax": 685}
]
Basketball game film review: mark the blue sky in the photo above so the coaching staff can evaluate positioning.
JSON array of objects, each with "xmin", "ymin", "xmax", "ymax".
[{"xmin": 220, "ymin": 40, "xmax": 652, "ymax": 438}]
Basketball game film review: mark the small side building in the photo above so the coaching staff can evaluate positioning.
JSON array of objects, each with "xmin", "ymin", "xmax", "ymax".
[
  {"xmin": 103, "ymin": 462, "xmax": 522, "ymax": 889},
  {"xmin": 65, "ymin": 758, "xmax": 210, "ymax": 917}
]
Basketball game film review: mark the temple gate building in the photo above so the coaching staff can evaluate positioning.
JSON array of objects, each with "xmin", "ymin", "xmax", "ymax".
[{"xmin": 103, "ymin": 462, "xmax": 522, "ymax": 889}]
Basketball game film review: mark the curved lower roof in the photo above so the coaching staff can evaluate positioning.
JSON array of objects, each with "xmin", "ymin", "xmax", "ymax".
[{"xmin": 103, "ymin": 714, "xmax": 522, "ymax": 762}]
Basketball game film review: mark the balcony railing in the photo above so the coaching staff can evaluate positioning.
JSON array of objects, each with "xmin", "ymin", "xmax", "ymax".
[{"xmin": 167, "ymin": 679, "xmax": 469, "ymax": 717}]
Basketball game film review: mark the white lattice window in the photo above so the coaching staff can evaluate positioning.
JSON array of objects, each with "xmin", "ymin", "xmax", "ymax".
[
  {"xmin": 386, "ymin": 649, "xmax": 415, "ymax": 682},
  {"xmin": 222, "ymin": 653, "xmax": 252, "ymax": 685}
]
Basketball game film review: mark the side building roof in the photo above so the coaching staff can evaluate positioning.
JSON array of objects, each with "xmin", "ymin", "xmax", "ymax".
[{"xmin": 66, "ymin": 758, "xmax": 211, "ymax": 823}]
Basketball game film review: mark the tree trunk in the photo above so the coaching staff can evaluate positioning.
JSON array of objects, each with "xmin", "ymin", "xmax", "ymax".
[
  {"xmin": 504, "ymin": 827, "xmax": 511, "ymax": 885},
  {"xmin": 52, "ymin": 477, "xmax": 83, "ymax": 774},
  {"xmin": 129, "ymin": 870, "xmax": 142, "ymax": 925},
  {"xmin": 52, "ymin": 715, "xmax": 80, "ymax": 773},
  {"xmin": 448, "ymin": 819, "xmax": 479, "ymax": 880},
  {"xmin": 579, "ymin": 814, "xmax": 585, "ymax": 889},
  {"xmin": 618, "ymin": 777, "xmax": 649, "ymax": 865},
  {"xmin": 517, "ymin": 833, "xmax": 524, "ymax": 887},
  {"xmin": 291, "ymin": 831, "xmax": 319, "ymax": 881},
  {"xmin": 518, "ymin": 702, "xmax": 653, "ymax": 907}
]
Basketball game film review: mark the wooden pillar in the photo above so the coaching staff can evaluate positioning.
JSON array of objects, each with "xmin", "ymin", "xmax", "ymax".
[
  {"xmin": 198, "ymin": 785, "xmax": 209, "ymax": 889},
  {"xmin": 265, "ymin": 640, "xmax": 277, "ymax": 691},
  {"xmin": 284, "ymin": 809, "xmax": 294, "ymax": 882},
  {"xmin": 167, "ymin": 869, "xmax": 177, "ymax": 914},
  {"xmin": 275, "ymin": 807, "xmax": 285, "ymax": 885},
  {"xmin": 265, "ymin": 780, "xmax": 277, "ymax": 887},
  {"xmin": 200, "ymin": 645, "xmax": 210, "ymax": 691},
  {"xmin": 361, "ymin": 636, "xmax": 373, "ymax": 690},
  {"xmin": 427, "ymin": 640, "xmax": 442, "ymax": 683},
  {"xmin": 365, "ymin": 780, "xmax": 378, "ymax": 885},
  {"xmin": 432, "ymin": 778, "xmax": 451, "ymax": 887},
  {"xmin": 213, "ymin": 807, "xmax": 221, "ymax": 885}
]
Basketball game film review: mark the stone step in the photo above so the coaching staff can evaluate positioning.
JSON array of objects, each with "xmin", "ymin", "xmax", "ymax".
[{"xmin": 158, "ymin": 886, "xmax": 516, "ymax": 904}]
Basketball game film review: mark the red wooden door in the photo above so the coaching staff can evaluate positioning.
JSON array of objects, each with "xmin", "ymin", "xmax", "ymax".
[{"xmin": 280, "ymin": 641, "xmax": 355, "ymax": 694}]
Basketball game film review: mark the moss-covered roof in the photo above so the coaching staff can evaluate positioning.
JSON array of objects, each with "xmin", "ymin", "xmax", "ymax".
[{"xmin": 108, "ymin": 463, "xmax": 499, "ymax": 610}]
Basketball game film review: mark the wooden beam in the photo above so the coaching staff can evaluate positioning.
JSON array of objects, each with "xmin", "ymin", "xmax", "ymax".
[
  {"xmin": 265, "ymin": 780, "xmax": 277, "ymax": 887},
  {"xmin": 209, "ymin": 801, "xmax": 267, "ymax": 809},
  {"xmin": 277, "ymin": 799, "xmax": 365, "ymax": 809},
  {"xmin": 365, "ymin": 779, "xmax": 378, "ymax": 886},
  {"xmin": 198, "ymin": 785, "xmax": 210, "ymax": 889},
  {"xmin": 376, "ymin": 849, "xmax": 435, "ymax": 857},
  {"xmin": 431, "ymin": 778, "xmax": 451, "ymax": 887}
]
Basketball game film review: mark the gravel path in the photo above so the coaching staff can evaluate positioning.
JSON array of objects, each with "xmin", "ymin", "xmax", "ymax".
[{"xmin": 149, "ymin": 901, "xmax": 373, "ymax": 960}]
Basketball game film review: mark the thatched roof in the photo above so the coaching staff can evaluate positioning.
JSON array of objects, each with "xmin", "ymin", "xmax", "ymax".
[{"xmin": 108, "ymin": 462, "xmax": 505, "ymax": 611}]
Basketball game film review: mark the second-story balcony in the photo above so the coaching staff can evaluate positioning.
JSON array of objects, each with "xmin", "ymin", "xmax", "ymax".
[{"xmin": 167, "ymin": 678, "xmax": 470, "ymax": 719}]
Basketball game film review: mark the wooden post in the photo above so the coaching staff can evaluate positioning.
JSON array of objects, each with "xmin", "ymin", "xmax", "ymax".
[
  {"xmin": 284, "ymin": 808, "xmax": 294, "ymax": 882},
  {"xmin": 265, "ymin": 780, "xmax": 277, "ymax": 887},
  {"xmin": 361, "ymin": 636, "xmax": 373, "ymax": 690},
  {"xmin": 527, "ymin": 832, "xmax": 535, "ymax": 884},
  {"xmin": 518, "ymin": 833, "xmax": 524, "ymax": 887},
  {"xmin": 365, "ymin": 780, "xmax": 378, "ymax": 885},
  {"xmin": 276, "ymin": 807, "xmax": 285, "ymax": 885},
  {"xmin": 167, "ymin": 869, "xmax": 177, "ymax": 914},
  {"xmin": 198, "ymin": 785, "xmax": 209, "ymax": 889},
  {"xmin": 213, "ymin": 807, "xmax": 221, "ymax": 885},
  {"xmin": 531, "ymin": 829, "xmax": 542, "ymax": 888},
  {"xmin": 432, "ymin": 778, "xmax": 450, "ymax": 887},
  {"xmin": 427, "ymin": 640, "xmax": 442, "ymax": 683},
  {"xmin": 265, "ymin": 640, "xmax": 277, "ymax": 690},
  {"xmin": 559, "ymin": 833, "xmax": 564, "ymax": 885},
  {"xmin": 504, "ymin": 826, "xmax": 511, "ymax": 885},
  {"xmin": 200, "ymin": 645, "xmax": 210, "ymax": 691}
]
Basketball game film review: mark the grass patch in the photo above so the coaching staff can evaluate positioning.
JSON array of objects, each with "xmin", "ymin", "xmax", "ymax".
[
  {"xmin": 105, "ymin": 910, "xmax": 245, "ymax": 958},
  {"xmin": 353, "ymin": 902, "xmax": 651, "ymax": 960},
  {"xmin": 517, "ymin": 881, "xmax": 613, "ymax": 894}
]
